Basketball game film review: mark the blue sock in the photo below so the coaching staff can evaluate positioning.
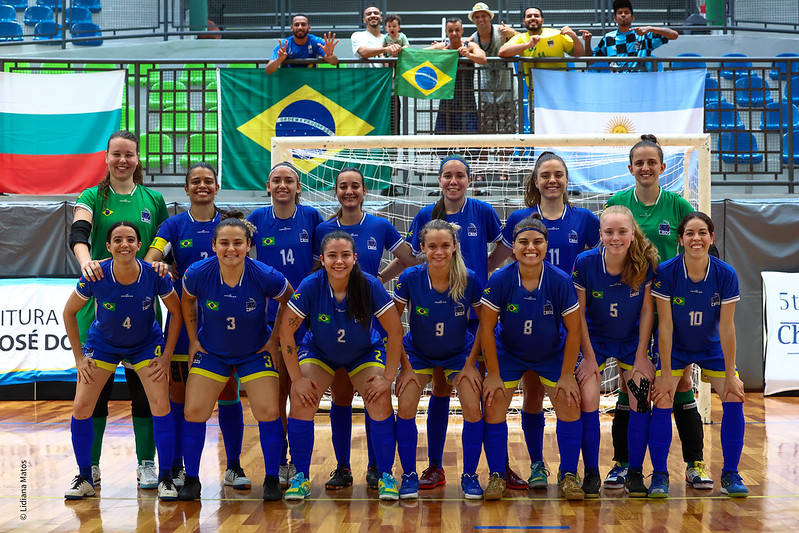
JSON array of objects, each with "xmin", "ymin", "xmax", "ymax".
[
  {"xmin": 152, "ymin": 413, "xmax": 175, "ymax": 481},
  {"xmin": 462, "ymin": 419, "xmax": 484, "ymax": 476},
  {"xmin": 628, "ymin": 410, "xmax": 650, "ymax": 470},
  {"xmin": 648, "ymin": 407, "xmax": 673, "ymax": 473},
  {"xmin": 426, "ymin": 395, "xmax": 450, "ymax": 467},
  {"xmin": 259, "ymin": 419, "xmax": 284, "ymax": 477},
  {"xmin": 483, "ymin": 421, "xmax": 507, "ymax": 477},
  {"xmin": 365, "ymin": 413, "xmax": 377, "ymax": 467},
  {"xmin": 721, "ymin": 402, "xmax": 745, "ymax": 472},
  {"xmin": 521, "ymin": 410, "xmax": 545, "ymax": 464},
  {"xmin": 581, "ymin": 410, "xmax": 600, "ymax": 473},
  {"xmin": 369, "ymin": 414, "xmax": 396, "ymax": 476},
  {"xmin": 71, "ymin": 416, "xmax": 93, "ymax": 480},
  {"xmin": 329, "ymin": 403, "xmax": 352, "ymax": 468},
  {"xmin": 287, "ymin": 418, "xmax": 314, "ymax": 478},
  {"xmin": 556, "ymin": 418, "xmax": 582, "ymax": 477},
  {"xmin": 182, "ymin": 420, "xmax": 206, "ymax": 477},
  {"xmin": 170, "ymin": 401, "xmax": 184, "ymax": 469},
  {"xmin": 217, "ymin": 401, "xmax": 244, "ymax": 469},
  {"xmin": 396, "ymin": 415, "xmax": 418, "ymax": 474}
]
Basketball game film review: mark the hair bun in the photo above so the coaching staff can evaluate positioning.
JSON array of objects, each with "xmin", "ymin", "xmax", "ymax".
[{"xmin": 640, "ymin": 134, "xmax": 659, "ymax": 144}]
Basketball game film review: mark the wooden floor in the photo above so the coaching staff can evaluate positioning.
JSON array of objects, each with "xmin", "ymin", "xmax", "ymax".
[{"xmin": 1, "ymin": 394, "xmax": 798, "ymax": 532}]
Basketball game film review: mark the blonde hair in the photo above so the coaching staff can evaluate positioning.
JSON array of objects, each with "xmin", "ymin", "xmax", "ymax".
[
  {"xmin": 418, "ymin": 219, "xmax": 469, "ymax": 302},
  {"xmin": 600, "ymin": 205, "xmax": 658, "ymax": 289}
]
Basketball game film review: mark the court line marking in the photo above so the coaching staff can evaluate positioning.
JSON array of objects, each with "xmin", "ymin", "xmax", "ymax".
[{"xmin": 10, "ymin": 494, "xmax": 799, "ymax": 501}]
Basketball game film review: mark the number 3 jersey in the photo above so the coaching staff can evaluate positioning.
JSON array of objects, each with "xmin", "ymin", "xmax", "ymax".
[
  {"xmin": 75, "ymin": 259, "xmax": 175, "ymax": 352},
  {"xmin": 481, "ymin": 261, "xmax": 579, "ymax": 363},
  {"xmin": 288, "ymin": 269, "xmax": 394, "ymax": 362},
  {"xmin": 182, "ymin": 256, "xmax": 289, "ymax": 358}
]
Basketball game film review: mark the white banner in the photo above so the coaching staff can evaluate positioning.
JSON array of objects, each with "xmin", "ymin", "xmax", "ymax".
[{"xmin": 762, "ymin": 271, "xmax": 799, "ymax": 395}]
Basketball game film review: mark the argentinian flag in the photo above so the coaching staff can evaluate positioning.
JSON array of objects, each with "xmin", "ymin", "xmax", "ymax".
[{"xmin": 532, "ymin": 69, "xmax": 706, "ymax": 194}]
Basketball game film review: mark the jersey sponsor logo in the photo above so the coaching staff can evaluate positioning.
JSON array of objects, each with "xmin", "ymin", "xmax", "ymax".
[
  {"xmin": 547, "ymin": 39, "xmax": 554, "ymax": 47},
  {"xmin": 246, "ymin": 298, "xmax": 257, "ymax": 312},
  {"xmin": 569, "ymin": 230, "xmax": 579, "ymax": 244},
  {"xmin": 672, "ymin": 296, "xmax": 685, "ymax": 306},
  {"xmin": 415, "ymin": 306, "xmax": 429, "ymax": 316},
  {"xmin": 658, "ymin": 221, "xmax": 671, "ymax": 236},
  {"xmin": 102, "ymin": 302, "xmax": 115, "ymax": 311},
  {"xmin": 180, "ymin": 239, "xmax": 193, "ymax": 248},
  {"xmin": 141, "ymin": 209, "xmax": 151, "ymax": 224},
  {"xmin": 711, "ymin": 293, "xmax": 721, "ymax": 307},
  {"xmin": 102, "ymin": 208, "xmax": 114, "ymax": 217},
  {"xmin": 367, "ymin": 237, "xmax": 378, "ymax": 251},
  {"xmin": 454, "ymin": 302, "xmax": 465, "ymax": 316},
  {"xmin": 205, "ymin": 300, "xmax": 219, "ymax": 311},
  {"xmin": 300, "ymin": 229, "xmax": 310, "ymax": 243},
  {"xmin": 262, "ymin": 237, "xmax": 275, "ymax": 246},
  {"xmin": 543, "ymin": 301, "xmax": 554, "ymax": 315},
  {"xmin": 467, "ymin": 223, "xmax": 478, "ymax": 237},
  {"xmin": 506, "ymin": 303, "xmax": 519, "ymax": 313},
  {"xmin": 591, "ymin": 291, "xmax": 604, "ymax": 299},
  {"xmin": 142, "ymin": 297, "xmax": 152, "ymax": 311},
  {"xmin": 318, "ymin": 313, "xmax": 331, "ymax": 323}
]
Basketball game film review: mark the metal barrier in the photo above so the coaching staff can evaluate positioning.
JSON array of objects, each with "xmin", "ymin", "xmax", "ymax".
[{"xmin": 1, "ymin": 55, "xmax": 797, "ymax": 192}]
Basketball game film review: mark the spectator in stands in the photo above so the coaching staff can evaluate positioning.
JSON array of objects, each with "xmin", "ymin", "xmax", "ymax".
[
  {"xmin": 351, "ymin": 6, "xmax": 402, "ymax": 65},
  {"xmin": 382, "ymin": 14, "xmax": 409, "ymax": 56},
  {"xmin": 582, "ymin": 0, "xmax": 678, "ymax": 72},
  {"xmin": 429, "ymin": 18, "xmax": 487, "ymax": 134},
  {"xmin": 265, "ymin": 14, "xmax": 339, "ymax": 74}
]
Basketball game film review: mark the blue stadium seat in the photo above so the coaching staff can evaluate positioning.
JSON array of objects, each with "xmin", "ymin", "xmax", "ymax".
[
  {"xmin": 0, "ymin": 20, "xmax": 23, "ymax": 41},
  {"xmin": 734, "ymin": 75, "xmax": 773, "ymax": 107},
  {"xmin": 32, "ymin": 19, "xmax": 60, "ymax": 42},
  {"xmin": 786, "ymin": 76, "xmax": 799, "ymax": 107},
  {"xmin": 23, "ymin": 5, "xmax": 52, "ymax": 25},
  {"xmin": 0, "ymin": 0, "xmax": 28, "ymax": 10},
  {"xmin": 782, "ymin": 131, "xmax": 799, "ymax": 164},
  {"xmin": 64, "ymin": 6, "xmax": 90, "ymax": 25},
  {"xmin": 36, "ymin": 0, "xmax": 61, "ymax": 11},
  {"xmin": 760, "ymin": 101, "xmax": 799, "ymax": 131},
  {"xmin": 718, "ymin": 132, "xmax": 763, "ymax": 165},
  {"xmin": 672, "ymin": 52, "xmax": 707, "ymax": 71},
  {"xmin": 704, "ymin": 76, "xmax": 721, "ymax": 106},
  {"xmin": 70, "ymin": 21, "xmax": 101, "ymax": 45},
  {"xmin": 0, "ymin": 4, "xmax": 15, "ymax": 21},
  {"xmin": 720, "ymin": 53, "xmax": 752, "ymax": 80},
  {"xmin": 770, "ymin": 53, "xmax": 799, "ymax": 81},
  {"xmin": 71, "ymin": 0, "xmax": 100, "ymax": 13},
  {"xmin": 705, "ymin": 100, "xmax": 744, "ymax": 131}
]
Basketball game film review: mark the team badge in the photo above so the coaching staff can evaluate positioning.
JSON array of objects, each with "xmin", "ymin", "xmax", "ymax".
[
  {"xmin": 569, "ymin": 230, "xmax": 579, "ymax": 244},
  {"xmin": 543, "ymin": 301, "xmax": 554, "ymax": 315},
  {"xmin": 467, "ymin": 223, "xmax": 478, "ymax": 237},
  {"xmin": 142, "ymin": 297, "xmax": 152, "ymax": 311},
  {"xmin": 367, "ymin": 237, "xmax": 378, "ymax": 251},
  {"xmin": 246, "ymin": 298, "xmax": 257, "ymax": 312},
  {"xmin": 658, "ymin": 221, "xmax": 671, "ymax": 236},
  {"xmin": 630, "ymin": 288, "xmax": 640, "ymax": 298},
  {"xmin": 454, "ymin": 302, "xmax": 465, "ymax": 316},
  {"xmin": 192, "ymin": 352, "xmax": 202, "ymax": 365},
  {"xmin": 711, "ymin": 293, "xmax": 721, "ymax": 307},
  {"xmin": 141, "ymin": 209, "xmax": 151, "ymax": 224},
  {"xmin": 300, "ymin": 229, "xmax": 309, "ymax": 243}
]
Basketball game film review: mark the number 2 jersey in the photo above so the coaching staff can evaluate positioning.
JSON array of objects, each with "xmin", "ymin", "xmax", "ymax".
[
  {"xmin": 74, "ymin": 259, "xmax": 175, "ymax": 352},
  {"xmin": 182, "ymin": 256, "xmax": 289, "ymax": 358}
]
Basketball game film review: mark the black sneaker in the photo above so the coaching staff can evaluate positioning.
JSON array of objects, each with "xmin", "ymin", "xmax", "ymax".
[
  {"xmin": 325, "ymin": 466, "xmax": 354, "ymax": 490},
  {"xmin": 625, "ymin": 469, "xmax": 647, "ymax": 498},
  {"xmin": 178, "ymin": 475, "xmax": 202, "ymax": 501},
  {"xmin": 365, "ymin": 465, "xmax": 379, "ymax": 490},
  {"xmin": 582, "ymin": 470, "xmax": 601, "ymax": 499},
  {"xmin": 263, "ymin": 475, "xmax": 282, "ymax": 501}
]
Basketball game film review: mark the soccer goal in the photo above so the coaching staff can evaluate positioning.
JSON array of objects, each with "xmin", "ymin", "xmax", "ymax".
[{"xmin": 271, "ymin": 133, "xmax": 712, "ymax": 422}]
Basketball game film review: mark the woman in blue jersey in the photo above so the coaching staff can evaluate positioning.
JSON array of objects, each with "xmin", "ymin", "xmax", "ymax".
[
  {"xmin": 144, "ymin": 163, "xmax": 251, "ymax": 492},
  {"xmin": 177, "ymin": 217, "xmax": 294, "ymax": 502},
  {"xmin": 648, "ymin": 212, "xmax": 747, "ymax": 498},
  {"xmin": 480, "ymin": 214, "xmax": 585, "ymax": 501},
  {"xmin": 491, "ymin": 151, "xmax": 600, "ymax": 490},
  {"xmin": 393, "ymin": 219, "xmax": 486, "ymax": 500},
  {"xmin": 572, "ymin": 205, "xmax": 658, "ymax": 498},
  {"xmin": 247, "ymin": 162, "xmax": 323, "ymax": 488},
  {"xmin": 63, "ymin": 221, "xmax": 183, "ymax": 501},
  {"xmin": 313, "ymin": 167, "xmax": 416, "ymax": 490},
  {"xmin": 280, "ymin": 230, "xmax": 404, "ymax": 501}
]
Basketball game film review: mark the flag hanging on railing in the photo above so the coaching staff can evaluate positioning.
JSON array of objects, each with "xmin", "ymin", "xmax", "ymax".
[
  {"xmin": 395, "ymin": 48, "xmax": 458, "ymax": 100},
  {"xmin": 532, "ymin": 69, "xmax": 706, "ymax": 193},
  {"xmin": 0, "ymin": 71, "xmax": 124, "ymax": 195},
  {"xmin": 219, "ymin": 67, "xmax": 393, "ymax": 191}
]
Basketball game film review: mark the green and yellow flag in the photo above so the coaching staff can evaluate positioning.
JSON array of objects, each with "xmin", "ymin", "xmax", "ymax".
[
  {"xmin": 395, "ymin": 48, "xmax": 458, "ymax": 100},
  {"xmin": 219, "ymin": 68, "xmax": 393, "ymax": 191}
]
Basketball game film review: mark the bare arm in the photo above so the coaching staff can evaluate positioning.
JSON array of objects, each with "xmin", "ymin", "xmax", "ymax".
[
  {"xmin": 265, "ymin": 40, "xmax": 288, "ymax": 74},
  {"xmin": 63, "ymin": 291, "xmax": 96, "ymax": 383},
  {"xmin": 636, "ymin": 26, "xmax": 679, "ymax": 40},
  {"xmin": 487, "ymin": 242, "xmax": 512, "ymax": 273},
  {"xmin": 464, "ymin": 41, "xmax": 487, "ymax": 65},
  {"xmin": 562, "ymin": 26, "xmax": 585, "ymax": 57},
  {"xmin": 320, "ymin": 32, "xmax": 340, "ymax": 66},
  {"xmin": 498, "ymin": 35, "xmax": 539, "ymax": 57}
]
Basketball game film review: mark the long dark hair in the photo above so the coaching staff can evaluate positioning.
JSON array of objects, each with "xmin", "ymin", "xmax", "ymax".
[
  {"xmin": 677, "ymin": 211, "xmax": 714, "ymax": 237},
  {"xmin": 319, "ymin": 231, "xmax": 372, "ymax": 329},
  {"xmin": 433, "ymin": 155, "xmax": 470, "ymax": 220},
  {"xmin": 106, "ymin": 220, "xmax": 141, "ymax": 243},
  {"xmin": 629, "ymin": 134, "xmax": 663, "ymax": 165},
  {"xmin": 523, "ymin": 151, "xmax": 570, "ymax": 207},
  {"xmin": 100, "ymin": 131, "xmax": 144, "ymax": 210},
  {"xmin": 332, "ymin": 167, "xmax": 366, "ymax": 220}
]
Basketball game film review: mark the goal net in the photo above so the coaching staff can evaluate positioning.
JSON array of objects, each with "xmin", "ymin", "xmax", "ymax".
[{"xmin": 270, "ymin": 134, "xmax": 712, "ymax": 421}]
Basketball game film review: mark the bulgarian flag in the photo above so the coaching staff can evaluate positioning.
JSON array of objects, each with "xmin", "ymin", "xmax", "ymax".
[{"xmin": 0, "ymin": 70, "xmax": 125, "ymax": 195}]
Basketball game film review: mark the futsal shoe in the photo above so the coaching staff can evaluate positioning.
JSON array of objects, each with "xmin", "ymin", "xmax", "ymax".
[
  {"xmin": 285, "ymin": 473, "xmax": 311, "ymax": 500},
  {"xmin": 399, "ymin": 472, "xmax": 419, "ymax": 499},
  {"xmin": 279, "ymin": 462, "xmax": 297, "ymax": 489},
  {"xmin": 624, "ymin": 469, "xmax": 647, "ymax": 498},
  {"xmin": 157, "ymin": 478, "xmax": 179, "ymax": 501},
  {"xmin": 685, "ymin": 461, "xmax": 714, "ymax": 489},
  {"xmin": 720, "ymin": 470, "xmax": 749, "ymax": 497},
  {"xmin": 91, "ymin": 465, "xmax": 101, "ymax": 486},
  {"xmin": 558, "ymin": 473, "xmax": 585, "ymax": 501},
  {"xmin": 378, "ymin": 473, "xmax": 400, "ymax": 501},
  {"xmin": 224, "ymin": 465, "xmax": 252, "ymax": 490},
  {"xmin": 171, "ymin": 466, "xmax": 186, "ymax": 489},
  {"xmin": 365, "ymin": 465, "xmax": 380, "ymax": 490},
  {"xmin": 262, "ymin": 475, "xmax": 282, "ymax": 501},
  {"xmin": 460, "ymin": 473, "xmax": 484, "ymax": 500},
  {"xmin": 604, "ymin": 462, "xmax": 628, "ymax": 489},
  {"xmin": 582, "ymin": 470, "xmax": 601, "ymax": 499},
  {"xmin": 65, "ymin": 475, "xmax": 95, "ymax": 500},
  {"xmin": 648, "ymin": 472, "xmax": 670, "ymax": 498},
  {"xmin": 136, "ymin": 460, "xmax": 158, "ymax": 489},
  {"xmin": 326, "ymin": 466, "xmax": 354, "ymax": 490},
  {"xmin": 419, "ymin": 465, "xmax": 446, "ymax": 489},
  {"xmin": 527, "ymin": 461, "xmax": 550, "ymax": 489},
  {"xmin": 483, "ymin": 472, "xmax": 506, "ymax": 501},
  {"xmin": 178, "ymin": 475, "xmax": 201, "ymax": 501},
  {"xmin": 505, "ymin": 464, "xmax": 529, "ymax": 490}
]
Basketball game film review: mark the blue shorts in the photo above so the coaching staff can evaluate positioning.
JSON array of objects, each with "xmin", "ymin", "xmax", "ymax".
[
  {"xmin": 653, "ymin": 343, "xmax": 737, "ymax": 381},
  {"xmin": 497, "ymin": 351, "xmax": 564, "ymax": 389},
  {"xmin": 83, "ymin": 341, "xmax": 163, "ymax": 373},
  {"xmin": 405, "ymin": 334, "xmax": 473, "ymax": 386},
  {"xmin": 587, "ymin": 338, "xmax": 642, "ymax": 372},
  {"xmin": 298, "ymin": 344, "xmax": 386, "ymax": 377},
  {"xmin": 189, "ymin": 350, "xmax": 278, "ymax": 384}
]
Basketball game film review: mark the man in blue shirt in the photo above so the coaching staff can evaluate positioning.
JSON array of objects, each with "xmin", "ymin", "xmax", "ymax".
[{"xmin": 265, "ymin": 14, "xmax": 339, "ymax": 74}]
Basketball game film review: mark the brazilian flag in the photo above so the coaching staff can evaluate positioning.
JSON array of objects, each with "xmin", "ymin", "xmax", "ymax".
[
  {"xmin": 206, "ymin": 300, "xmax": 219, "ymax": 311},
  {"xmin": 506, "ymin": 303, "xmax": 519, "ymax": 313},
  {"xmin": 415, "ymin": 306, "xmax": 429, "ymax": 317},
  {"xmin": 262, "ymin": 237, "xmax": 275, "ymax": 246},
  {"xmin": 673, "ymin": 296, "xmax": 686, "ymax": 306},
  {"xmin": 102, "ymin": 302, "xmax": 115, "ymax": 311},
  {"xmin": 219, "ymin": 68, "xmax": 393, "ymax": 191},
  {"xmin": 591, "ymin": 291, "xmax": 604, "ymax": 299},
  {"xmin": 318, "ymin": 314, "xmax": 331, "ymax": 323},
  {"xmin": 395, "ymin": 48, "xmax": 458, "ymax": 100},
  {"xmin": 180, "ymin": 239, "xmax": 193, "ymax": 248}
]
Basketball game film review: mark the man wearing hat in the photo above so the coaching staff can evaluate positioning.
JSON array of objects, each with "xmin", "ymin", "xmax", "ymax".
[{"xmin": 468, "ymin": 3, "xmax": 518, "ymax": 137}]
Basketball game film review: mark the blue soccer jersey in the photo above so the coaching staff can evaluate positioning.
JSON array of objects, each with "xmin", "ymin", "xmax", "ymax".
[
  {"xmin": 502, "ymin": 205, "xmax": 600, "ymax": 275},
  {"xmin": 651, "ymin": 255, "xmax": 740, "ymax": 353},
  {"xmin": 249, "ymin": 204, "xmax": 323, "ymax": 323},
  {"xmin": 75, "ymin": 259, "xmax": 175, "ymax": 352},
  {"xmin": 150, "ymin": 211, "xmax": 220, "ymax": 280},
  {"xmin": 288, "ymin": 270, "xmax": 394, "ymax": 364},
  {"xmin": 572, "ymin": 247, "xmax": 653, "ymax": 344},
  {"xmin": 270, "ymin": 34, "xmax": 327, "ymax": 65},
  {"xmin": 481, "ymin": 261, "xmax": 579, "ymax": 362},
  {"xmin": 393, "ymin": 264, "xmax": 483, "ymax": 360},
  {"xmin": 313, "ymin": 213, "xmax": 404, "ymax": 276},
  {"xmin": 182, "ymin": 257, "xmax": 289, "ymax": 358},
  {"xmin": 407, "ymin": 198, "xmax": 503, "ymax": 285}
]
